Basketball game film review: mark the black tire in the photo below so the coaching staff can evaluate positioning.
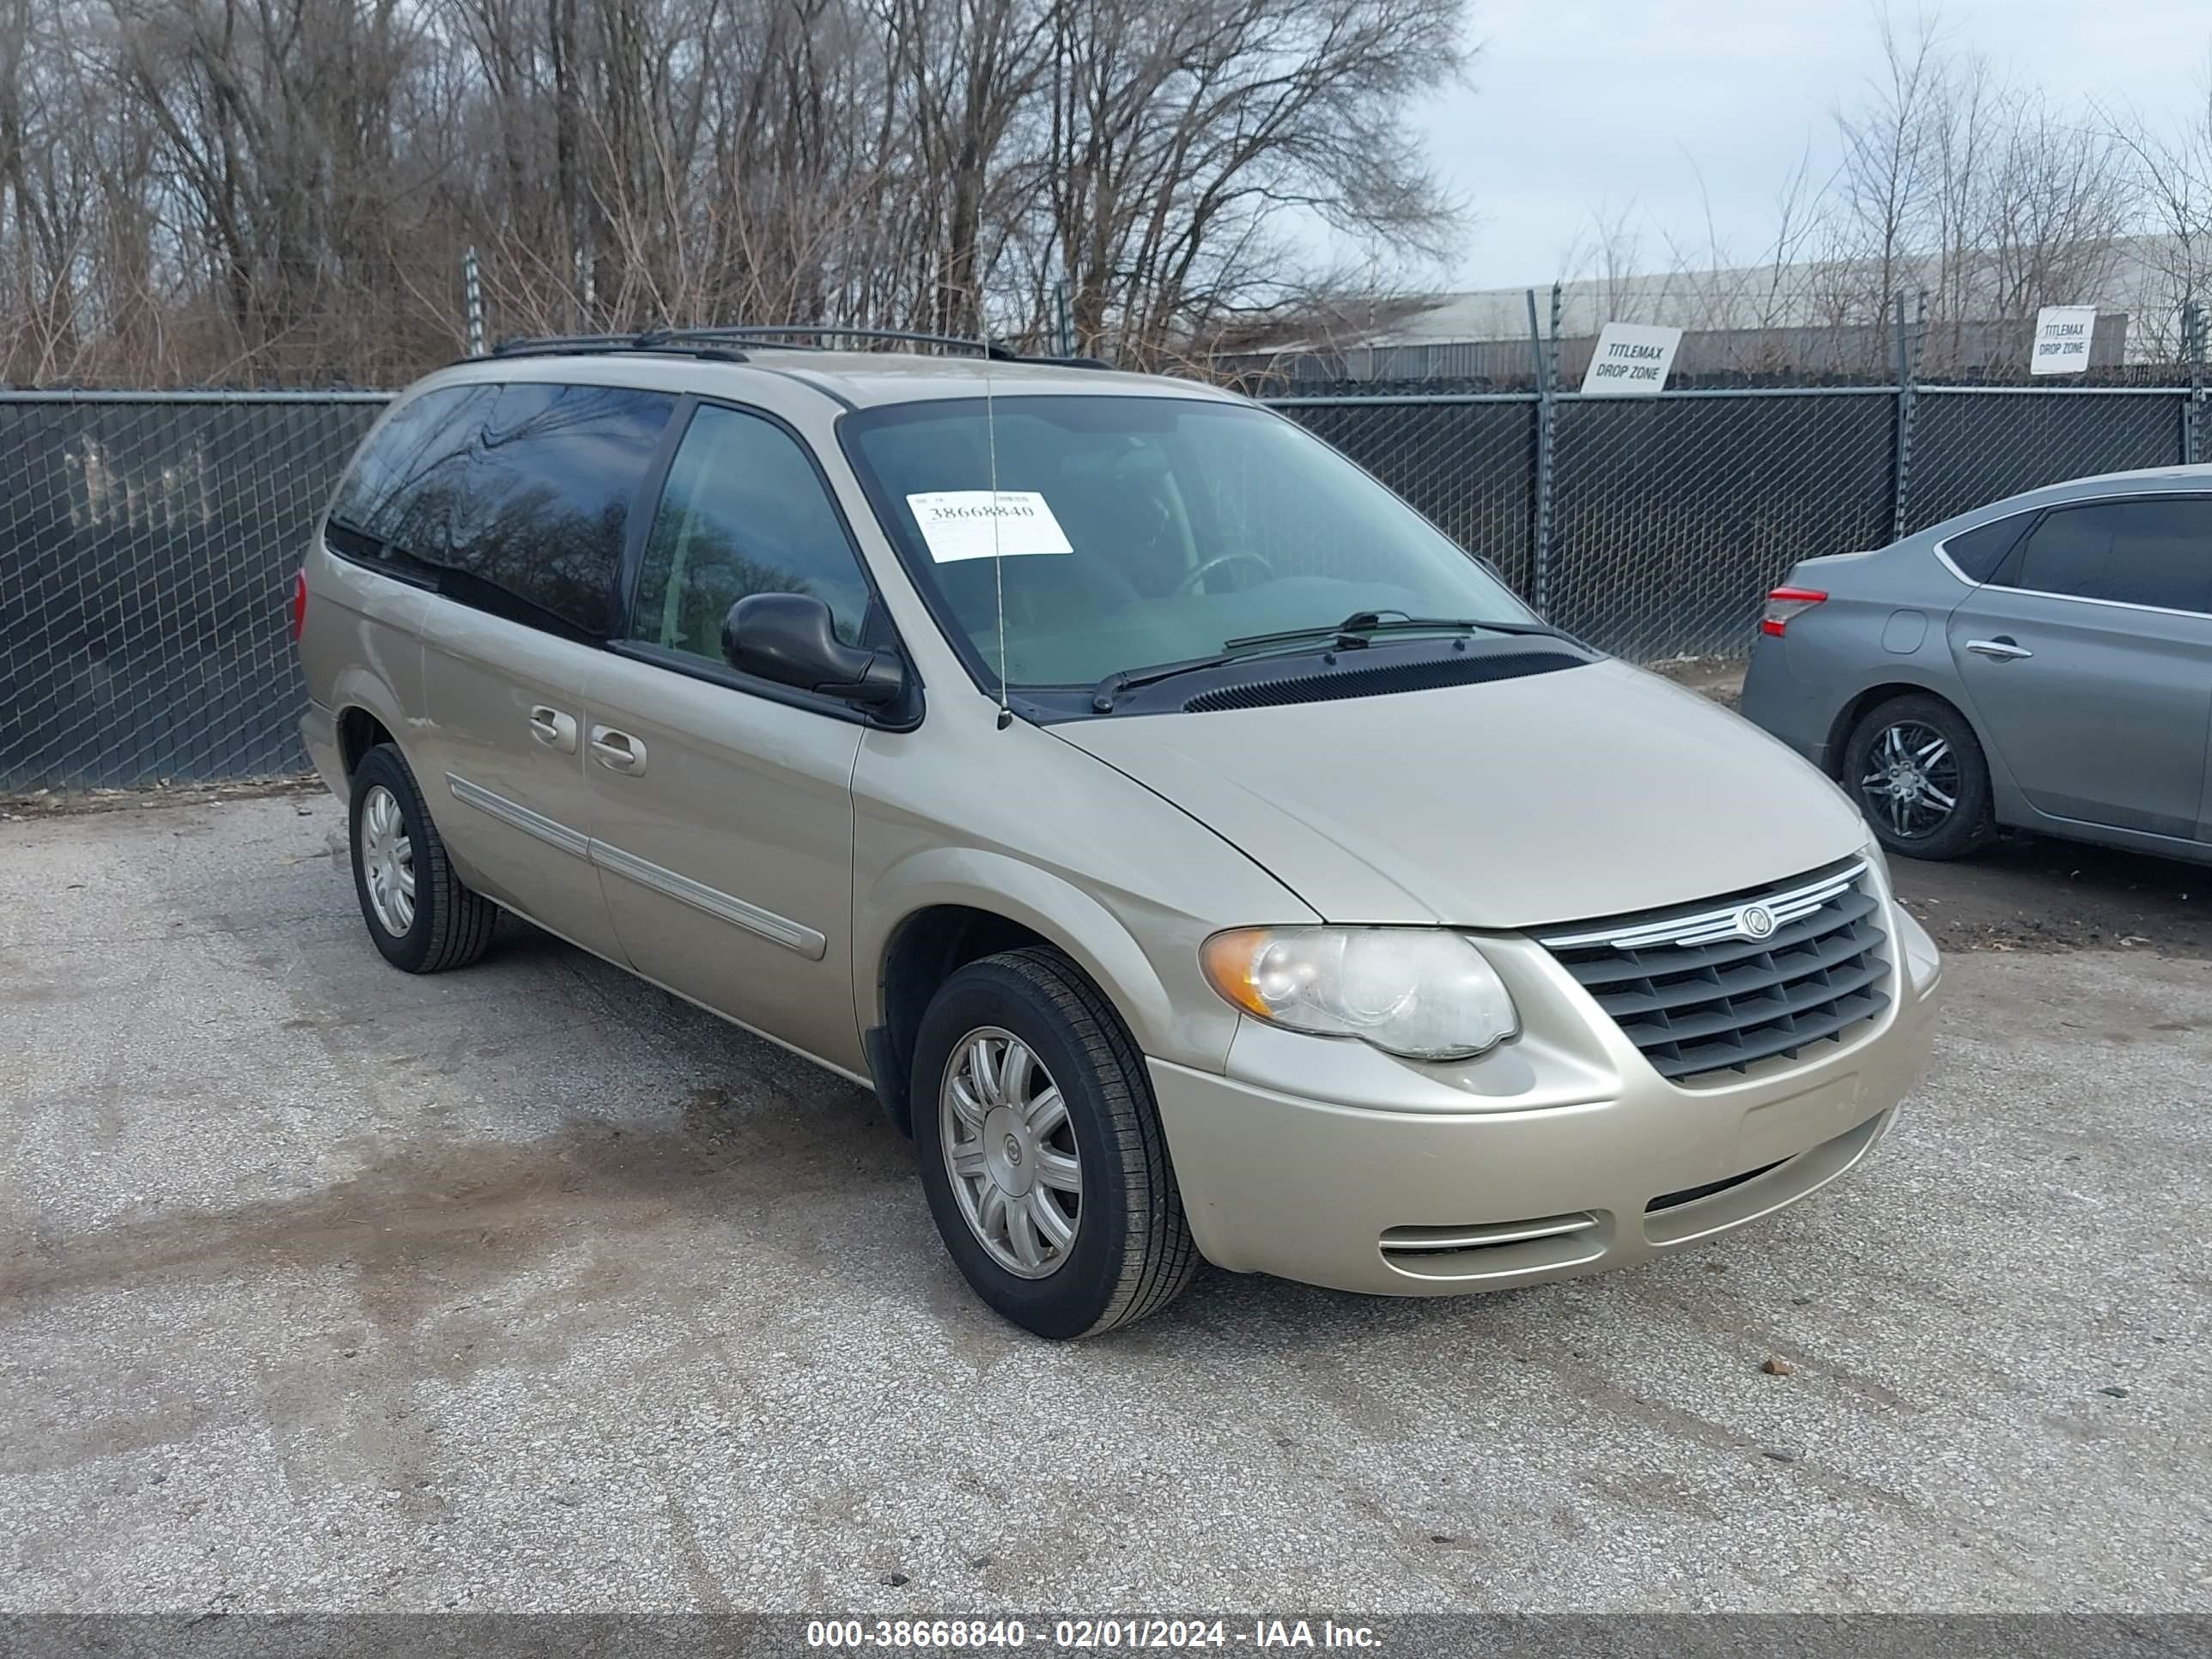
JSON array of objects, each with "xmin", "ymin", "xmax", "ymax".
[
  {"xmin": 348, "ymin": 742, "xmax": 499, "ymax": 973},
  {"xmin": 1841, "ymin": 693, "xmax": 1995, "ymax": 861},
  {"xmin": 911, "ymin": 948, "xmax": 1199, "ymax": 1339}
]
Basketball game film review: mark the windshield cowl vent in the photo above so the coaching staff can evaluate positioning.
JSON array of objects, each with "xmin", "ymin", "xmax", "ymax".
[{"xmin": 1180, "ymin": 650, "xmax": 1586, "ymax": 714}]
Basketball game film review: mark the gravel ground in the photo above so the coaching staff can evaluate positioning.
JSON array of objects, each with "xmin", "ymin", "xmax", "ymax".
[{"xmin": 2, "ymin": 793, "xmax": 2208, "ymax": 1613}]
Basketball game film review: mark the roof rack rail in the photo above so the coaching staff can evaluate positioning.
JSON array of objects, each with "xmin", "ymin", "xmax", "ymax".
[
  {"xmin": 489, "ymin": 324, "xmax": 1031, "ymax": 363},
  {"xmin": 647, "ymin": 325, "xmax": 1021, "ymax": 362},
  {"xmin": 489, "ymin": 331, "xmax": 748, "ymax": 363}
]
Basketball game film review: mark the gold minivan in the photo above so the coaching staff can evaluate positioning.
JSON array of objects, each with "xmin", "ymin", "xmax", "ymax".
[{"xmin": 297, "ymin": 329, "xmax": 1942, "ymax": 1338}]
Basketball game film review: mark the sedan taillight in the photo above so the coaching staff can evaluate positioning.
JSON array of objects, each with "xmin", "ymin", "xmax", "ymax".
[
  {"xmin": 1760, "ymin": 586, "xmax": 1826, "ymax": 637},
  {"xmin": 289, "ymin": 568, "xmax": 308, "ymax": 641}
]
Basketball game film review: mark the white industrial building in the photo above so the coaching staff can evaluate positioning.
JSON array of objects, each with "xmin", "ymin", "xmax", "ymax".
[{"xmin": 1243, "ymin": 235, "xmax": 2199, "ymax": 380}]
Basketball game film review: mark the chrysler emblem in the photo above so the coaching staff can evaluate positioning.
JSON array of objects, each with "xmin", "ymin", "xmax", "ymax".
[{"xmin": 1735, "ymin": 904, "xmax": 1776, "ymax": 939}]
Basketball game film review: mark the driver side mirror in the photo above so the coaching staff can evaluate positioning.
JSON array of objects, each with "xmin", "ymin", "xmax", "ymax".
[{"xmin": 722, "ymin": 593, "xmax": 905, "ymax": 708}]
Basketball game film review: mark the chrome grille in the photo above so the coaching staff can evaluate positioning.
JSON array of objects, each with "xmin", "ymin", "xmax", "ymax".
[{"xmin": 1535, "ymin": 859, "xmax": 1890, "ymax": 1083}]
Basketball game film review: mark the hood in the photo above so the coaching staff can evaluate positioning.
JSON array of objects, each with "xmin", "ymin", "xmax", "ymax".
[{"xmin": 1054, "ymin": 659, "xmax": 1868, "ymax": 929}]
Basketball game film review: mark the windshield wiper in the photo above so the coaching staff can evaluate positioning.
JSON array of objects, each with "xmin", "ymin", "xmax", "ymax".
[
  {"xmin": 1091, "ymin": 652, "xmax": 1239, "ymax": 713},
  {"xmin": 1221, "ymin": 611, "xmax": 1560, "ymax": 653},
  {"xmin": 1091, "ymin": 612, "xmax": 1566, "ymax": 712},
  {"xmin": 1089, "ymin": 629, "xmax": 1348, "ymax": 711}
]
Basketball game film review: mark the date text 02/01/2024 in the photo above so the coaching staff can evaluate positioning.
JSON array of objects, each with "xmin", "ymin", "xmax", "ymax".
[{"xmin": 804, "ymin": 1618, "xmax": 1382, "ymax": 1650}]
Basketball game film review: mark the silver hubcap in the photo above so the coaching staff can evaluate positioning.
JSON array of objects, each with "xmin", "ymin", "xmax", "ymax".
[
  {"xmin": 1859, "ymin": 720, "xmax": 1960, "ymax": 841},
  {"xmin": 359, "ymin": 785, "xmax": 416, "ymax": 936},
  {"xmin": 939, "ymin": 1028, "xmax": 1081, "ymax": 1279}
]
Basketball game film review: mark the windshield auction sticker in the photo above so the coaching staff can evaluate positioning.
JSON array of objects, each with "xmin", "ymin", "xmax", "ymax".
[{"xmin": 906, "ymin": 490, "xmax": 1074, "ymax": 562}]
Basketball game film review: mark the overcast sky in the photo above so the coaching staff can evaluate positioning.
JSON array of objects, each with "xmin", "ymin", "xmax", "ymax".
[{"xmin": 1414, "ymin": 0, "xmax": 2212, "ymax": 290}]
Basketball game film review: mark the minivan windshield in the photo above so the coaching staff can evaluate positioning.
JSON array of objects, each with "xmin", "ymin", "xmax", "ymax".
[{"xmin": 841, "ymin": 396, "xmax": 1536, "ymax": 690}]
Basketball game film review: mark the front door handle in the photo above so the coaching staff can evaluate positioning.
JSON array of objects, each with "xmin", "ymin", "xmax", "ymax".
[
  {"xmin": 528, "ymin": 705, "xmax": 579, "ymax": 751},
  {"xmin": 589, "ymin": 725, "xmax": 648, "ymax": 775},
  {"xmin": 1965, "ymin": 637, "xmax": 2033, "ymax": 661}
]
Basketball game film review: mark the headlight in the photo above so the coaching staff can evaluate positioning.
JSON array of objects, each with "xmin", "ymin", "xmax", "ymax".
[{"xmin": 1200, "ymin": 927, "xmax": 1519, "ymax": 1060}]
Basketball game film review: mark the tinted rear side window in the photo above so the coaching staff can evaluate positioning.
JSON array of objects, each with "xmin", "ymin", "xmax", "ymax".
[
  {"xmin": 441, "ymin": 383, "xmax": 676, "ymax": 638},
  {"xmin": 2011, "ymin": 499, "xmax": 2212, "ymax": 615},
  {"xmin": 1939, "ymin": 514, "xmax": 2028, "ymax": 583},
  {"xmin": 325, "ymin": 384, "xmax": 495, "ymax": 567}
]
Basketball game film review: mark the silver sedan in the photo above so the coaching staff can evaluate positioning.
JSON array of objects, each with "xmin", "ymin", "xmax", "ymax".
[{"xmin": 1740, "ymin": 465, "xmax": 2212, "ymax": 865}]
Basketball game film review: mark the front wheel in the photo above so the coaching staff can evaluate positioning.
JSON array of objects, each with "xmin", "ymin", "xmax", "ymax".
[
  {"xmin": 911, "ymin": 948, "xmax": 1198, "ymax": 1339},
  {"xmin": 1841, "ymin": 693, "xmax": 1995, "ymax": 861}
]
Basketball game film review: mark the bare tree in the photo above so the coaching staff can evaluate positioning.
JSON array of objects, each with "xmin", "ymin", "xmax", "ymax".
[
  {"xmin": 1822, "ymin": 7, "xmax": 1948, "ymax": 345},
  {"xmin": 2104, "ymin": 64, "xmax": 2212, "ymax": 356},
  {"xmin": 1603, "ymin": 7, "xmax": 2152, "ymax": 376},
  {"xmin": 1556, "ymin": 196, "xmax": 1644, "ymax": 327},
  {"xmin": 1038, "ymin": 0, "xmax": 1465, "ymax": 362},
  {"xmin": 0, "ymin": 0, "xmax": 1471, "ymax": 383}
]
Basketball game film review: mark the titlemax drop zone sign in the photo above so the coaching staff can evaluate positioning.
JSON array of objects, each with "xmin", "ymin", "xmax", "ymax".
[
  {"xmin": 2031, "ymin": 306, "xmax": 2099, "ymax": 374},
  {"xmin": 1579, "ymin": 323, "xmax": 1685, "ymax": 395}
]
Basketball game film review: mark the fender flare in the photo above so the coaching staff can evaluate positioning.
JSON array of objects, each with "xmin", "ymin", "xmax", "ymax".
[
  {"xmin": 327, "ymin": 670, "xmax": 416, "ymax": 778},
  {"xmin": 1829, "ymin": 669, "xmax": 2023, "ymax": 818},
  {"xmin": 858, "ymin": 847, "xmax": 1182, "ymax": 1057}
]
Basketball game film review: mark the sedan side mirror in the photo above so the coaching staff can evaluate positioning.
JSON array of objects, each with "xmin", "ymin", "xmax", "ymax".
[{"xmin": 723, "ymin": 593, "xmax": 905, "ymax": 708}]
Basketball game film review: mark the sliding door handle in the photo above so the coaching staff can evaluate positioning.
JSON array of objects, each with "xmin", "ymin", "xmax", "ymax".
[{"xmin": 588, "ymin": 725, "xmax": 648, "ymax": 775}]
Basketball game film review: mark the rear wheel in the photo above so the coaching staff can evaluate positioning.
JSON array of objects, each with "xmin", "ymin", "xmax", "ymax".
[
  {"xmin": 1841, "ymin": 693, "xmax": 1994, "ymax": 861},
  {"xmin": 911, "ymin": 948, "xmax": 1198, "ymax": 1339},
  {"xmin": 349, "ymin": 743, "xmax": 499, "ymax": 972}
]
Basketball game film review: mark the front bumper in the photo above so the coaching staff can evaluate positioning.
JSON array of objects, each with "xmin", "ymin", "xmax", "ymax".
[{"xmin": 1149, "ymin": 896, "xmax": 1942, "ymax": 1296}]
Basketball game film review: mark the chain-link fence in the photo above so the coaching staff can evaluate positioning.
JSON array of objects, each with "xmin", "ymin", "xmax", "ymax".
[
  {"xmin": 1901, "ymin": 386, "xmax": 2197, "ymax": 532},
  {"xmin": 1284, "ymin": 397, "xmax": 1540, "ymax": 594},
  {"xmin": 1547, "ymin": 390, "xmax": 1897, "ymax": 659},
  {"xmin": 3, "ymin": 374, "xmax": 2209, "ymax": 792},
  {"xmin": 0, "ymin": 392, "xmax": 388, "ymax": 793},
  {"xmin": 1274, "ymin": 377, "xmax": 2211, "ymax": 664}
]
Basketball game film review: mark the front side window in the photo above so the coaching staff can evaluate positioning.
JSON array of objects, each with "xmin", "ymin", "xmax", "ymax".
[
  {"xmin": 2011, "ymin": 499, "xmax": 2212, "ymax": 614},
  {"xmin": 841, "ymin": 396, "xmax": 1534, "ymax": 689},
  {"xmin": 441, "ymin": 382, "xmax": 675, "ymax": 637},
  {"xmin": 632, "ymin": 403, "xmax": 872, "ymax": 663},
  {"xmin": 325, "ymin": 383, "xmax": 495, "ymax": 567}
]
